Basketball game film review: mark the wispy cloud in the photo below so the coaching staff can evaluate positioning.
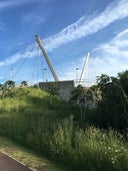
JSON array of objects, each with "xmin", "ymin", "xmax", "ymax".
[
  {"xmin": 1, "ymin": 0, "xmax": 128, "ymax": 77},
  {"xmin": 0, "ymin": 43, "xmax": 37, "ymax": 67},
  {"xmin": 58, "ymin": 29, "xmax": 128, "ymax": 81},
  {"xmin": 0, "ymin": 26, "xmax": 5, "ymax": 32},
  {"xmin": 0, "ymin": 0, "xmax": 32, "ymax": 32},
  {"xmin": 23, "ymin": 13, "xmax": 45, "ymax": 23},
  {"xmin": 0, "ymin": 0, "xmax": 38, "ymax": 11},
  {"xmin": 0, "ymin": 22, "xmax": 6, "ymax": 32},
  {"xmin": 91, "ymin": 29, "xmax": 128, "ymax": 77},
  {"xmin": 43, "ymin": 0, "xmax": 128, "ymax": 51},
  {"xmin": 94, "ymin": 29, "xmax": 128, "ymax": 58},
  {"xmin": 0, "ymin": 1, "xmax": 19, "ymax": 10}
]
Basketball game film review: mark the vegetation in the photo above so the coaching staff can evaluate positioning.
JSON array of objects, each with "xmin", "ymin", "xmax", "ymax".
[
  {"xmin": 21, "ymin": 80, "xmax": 28, "ymax": 87},
  {"xmin": 0, "ymin": 70, "xmax": 127, "ymax": 170},
  {"xmin": 5, "ymin": 80, "xmax": 15, "ymax": 88},
  {"xmin": 90, "ymin": 70, "xmax": 128, "ymax": 131},
  {"xmin": 0, "ymin": 135, "xmax": 69, "ymax": 171},
  {"xmin": 47, "ymin": 82, "xmax": 59, "ymax": 96}
]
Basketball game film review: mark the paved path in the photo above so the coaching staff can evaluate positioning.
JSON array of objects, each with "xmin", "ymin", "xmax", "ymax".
[{"xmin": 0, "ymin": 151, "xmax": 33, "ymax": 171}]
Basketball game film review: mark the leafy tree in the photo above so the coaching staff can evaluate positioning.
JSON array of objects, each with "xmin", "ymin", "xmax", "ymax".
[
  {"xmin": 70, "ymin": 85, "xmax": 94, "ymax": 107},
  {"xmin": 21, "ymin": 81, "xmax": 28, "ymax": 87},
  {"xmin": 5, "ymin": 80, "xmax": 15, "ymax": 89},
  {"xmin": 70, "ymin": 85, "xmax": 94, "ymax": 122},
  {"xmin": 70, "ymin": 85, "xmax": 85, "ymax": 122},
  {"xmin": 70, "ymin": 85, "xmax": 85, "ymax": 106},
  {"xmin": 118, "ymin": 70, "xmax": 128, "ymax": 96},
  {"xmin": 0, "ymin": 80, "xmax": 15, "ymax": 98},
  {"xmin": 94, "ymin": 71, "xmax": 128, "ymax": 131}
]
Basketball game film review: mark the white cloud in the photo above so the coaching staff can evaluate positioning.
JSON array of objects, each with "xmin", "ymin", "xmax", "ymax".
[
  {"xmin": 43, "ymin": 0, "xmax": 128, "ymax": 51},
  {"xmin": 59, "ymin": 29, "xmax": 128, "ymax": 83},
  {"xmin": 0, "ymin": 22, "xmax": 6, "ymax": 32},
  {"xmin": 0, "ymin": 1, "xmax": 23, "ymax": 10},
  {"xmin": 94, "ymin": 28, "xmax": 128, "ymax": 58},
  {"xmin": 1, "ymin": 0, "xmax": 128, "ymax": 81},
  {"xmin": 0, "ymin": 0, "xmax": 38, "ymax": 11},
  {"xmin": 0, "ymin": 1, "xmax": 19, "ymax": 10},
  {"xmin": 0, "ymin": 26, "xmax": 5, "ymax": 32},
  {"xmin": 92, "ymin": 29, "xmax": 128, "ymax": 77},
  {"xmin": 23, "ymin": 13, "xmax": 45, "ymax": 23},
  {"xmin": 0, "ymin": 1, "xmax": 31, "ymax": 32},
  {"xmin": 0, "ymin": 43, "xmax": 37, "ymax": 67}
]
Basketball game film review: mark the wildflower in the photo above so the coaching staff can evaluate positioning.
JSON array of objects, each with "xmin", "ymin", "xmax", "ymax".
[
  {"xmin": 115, "ymin": 149, "xmax": 119, "ymax": 153},
  {"xmin": 112, "ymin": 161, "xmax": 115, "ymax": 164}
]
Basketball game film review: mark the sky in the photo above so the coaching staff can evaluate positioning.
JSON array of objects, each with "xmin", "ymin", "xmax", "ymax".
[{"xmin": 0, "ymin": 0, "xmax": 128, "ymax": 85}]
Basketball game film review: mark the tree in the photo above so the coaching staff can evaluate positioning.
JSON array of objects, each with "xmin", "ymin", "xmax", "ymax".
[
  {"xmin": 70, "ymin": 85, "xmax": 85, "ymax": 106},
  {"xmin": 70, "ymin": 85, "xmax": 95, "ymax": 107},
  {"xmin": 70, "ymin": 85, "xmax": 94, "ymax": 122},
  {"xmin": 5, "ymin": 80, "xmax": 15, "ymax": 89},
  {"xmin": 118, "ymin": 70, "xmax": 128, "ymax": 95},
  {"xmin": 94, "ymin": 71, "xmax": 128, "ymax": 131},
  {"xmin": 21, "ymin": 81, "xmax": 28, "ymax": 87},
  {"xmin": 1, "ymin": 80, "xmax": 15, "ymax": 98}
]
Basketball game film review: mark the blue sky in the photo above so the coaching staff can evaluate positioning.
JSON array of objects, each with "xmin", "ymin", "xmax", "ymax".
[{"xmin": 0, "ymin": 0, "xmax": 128, "ymax": 85}]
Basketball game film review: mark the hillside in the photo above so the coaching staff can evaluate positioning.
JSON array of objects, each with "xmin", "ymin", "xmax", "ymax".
[{"xmin": 0, "ymin": 87, "xmax": 128, "ymax": 171}]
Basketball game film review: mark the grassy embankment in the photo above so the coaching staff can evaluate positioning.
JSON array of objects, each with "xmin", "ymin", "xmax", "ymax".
[{"xmin": 0, "ymin": 87, "xmax": 128, "ymax": 171}]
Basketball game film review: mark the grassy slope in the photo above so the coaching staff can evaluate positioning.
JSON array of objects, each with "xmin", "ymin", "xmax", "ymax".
[
  {"xmin": 0, "ymin": 87, "xmax": 74, "ymax": 171},
  {"xmin": 0, "ymin": 87, "xmax": 128, "ymax": 171}
]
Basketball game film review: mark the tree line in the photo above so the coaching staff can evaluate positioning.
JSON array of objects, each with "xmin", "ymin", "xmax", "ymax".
[{"xmin": 70, "ymin": 70, "xmax": 128, "ymax": 131}]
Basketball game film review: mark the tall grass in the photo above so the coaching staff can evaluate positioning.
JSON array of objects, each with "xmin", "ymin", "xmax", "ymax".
[
  {"xmin": 0, "ymin": 87, "xmax": 128, "ymax": 170},
  {"xmin": 50, "ymin": 117, "xmax": 128, "ymax": 171}
]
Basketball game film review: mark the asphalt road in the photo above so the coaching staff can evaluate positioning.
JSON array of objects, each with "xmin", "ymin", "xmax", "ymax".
[{"xmin": 0, "ymin": 152, "xmax": 33, "ymax": 171}]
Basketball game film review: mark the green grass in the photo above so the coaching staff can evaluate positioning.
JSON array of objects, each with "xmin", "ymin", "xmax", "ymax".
[
  {"xmin": 50, "ymin": 117, "xmax": 128, "ymax": 171},
  {"xmin": 0, "ymin": 87, "xmax": 128, "ymax": 171}
]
